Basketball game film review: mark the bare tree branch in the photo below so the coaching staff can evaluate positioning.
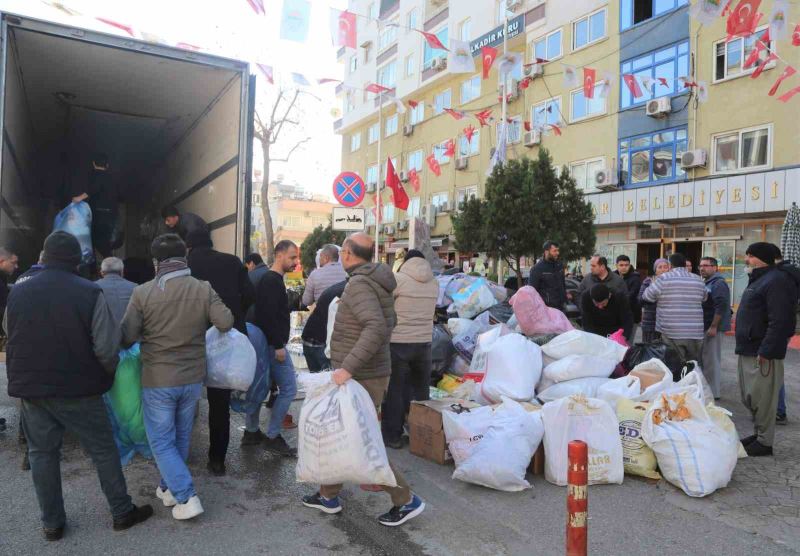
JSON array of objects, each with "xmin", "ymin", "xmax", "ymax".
[
  {"xmin": 268, "ymin": 88, "xmax": 285, "ymax": 130},
  {"xmin": 272, "ymin": 90, "xmax": 300, "ymax": 144},
  {"xmin": 271, "ymin": 137, "xmax": 311, "ymax": 162}
]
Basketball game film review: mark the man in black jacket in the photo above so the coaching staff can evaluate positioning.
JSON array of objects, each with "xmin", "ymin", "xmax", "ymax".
[
  {"xmin": 161, "ymin": 206, "xmax": 208, "ymax": 241},
  {"xmin": 301, "ymin": 280, "xmax": 347, "ymax": 373},
  {"xmin": 186, "ymin": 229, "xmax": 256, "ymax": 475},
  {"xmin": 5, "ymin": 232, "xmax": 152, "ymax": 540},
  {"xmin": 528, "ymin": 241, "xmax": 567, "ymax": 311},
  {"xmin": 614, "ymin": 255, "xmax": 642, "ymax": 340},
  {"xmin": 735, "ymin": 242, "xmax": 800, "ymax": 457},
  {"xmin": 580, "ymin": 283, "xmax": 634, "ymax": 343}
]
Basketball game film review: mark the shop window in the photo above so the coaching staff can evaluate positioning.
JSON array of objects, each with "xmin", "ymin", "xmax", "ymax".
[
  {"xmin": 621, "ymin": 0, "xmax": 688, "ymax": 31},
  {"xmin": 714, "ymin": 27, "xmax": 774, "ymax": 82},
  {"xmin": 620, "ymin": 41, "xmax": 689, "ymax": 108},
  {"xmin": 712, "ymin": 125, "xmax": 771, "ymax": 174},
  {"xmin": 618, "ymin": 127, "xmax": 688, "ymax": 187}
]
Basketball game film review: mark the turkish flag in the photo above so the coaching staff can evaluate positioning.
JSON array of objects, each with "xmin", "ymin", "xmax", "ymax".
[
  {"xmin": 750, "ymin": 53, "xmax": 778, "ymax": 79},
  {"xmin": 426, "ymin": 153, "xmax": 442, "ymax": 177},
  {"xmin": 365, "ymin": 83, "xmax": 392, "ymax": 94},
  {"xmin": 463, "ymin": 125, "xmax": 476, "ymax": 142},
  {"xmin": 583, "ymin": 67, "xmax": 597, "ymax": 99},
  {"xmin": 726, "ymin": 0, "xmax": 762, "ymax": 40},
  {"xmin": 482, "ymin": 46, "xmax": 498, "ymax": 79},
  {"xmin": 549, "ymin": 124, "xmax": 562, "ymax": 136},
  {"xmin": 623, "ymin": 74, "xmax": 643, "ymax": 98},
  {"xmin": 768, "ymin": 65, "xmax": 797, "ymax": 96},
  {"xmin": 408, "ymin": 100, "xmax": 419, "ymax": 108},
  {"xmin": 408, "ymin": 169, "xmax": 421, "ymax": 192},
  {"xmin": 385, "ymin": 158, "xmax": 409, "ymax": 210},
  {"xmin": 792, "ymin": 23, "xmax": 800, "ymax": 46},
  {"xmin": 337, "ymin": 10, "xmax": 357, "ymax": 48},
  {"xmin": 778, "ymin": 84, "xmax": 800, "ymax": 102},
  {"xmin": 657, "ymin": 77, "xmax": 670, "ymax": 88},
  {"xmin": 443, "ymin": 108, "xmax": 465, "ymax": 120},
  {"xmin": 444, "ymin": 139, "xmax": 456, "ymax": 158},
  {"xmin": 743, "ymin": 29, "xmax": 770, "ymax": 68},
  {"xmin": 519, "ymin": 77, "xmax": 532, "ymax": 90},
  {"xmin": 418, "ymin": 30, "xmax": 448, "ymax": 51},
  {"xmin": 475, "ymin": 109, "xmax": 493, "ymax": 127}
]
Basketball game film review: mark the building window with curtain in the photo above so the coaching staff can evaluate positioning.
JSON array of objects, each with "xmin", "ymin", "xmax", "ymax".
[
  {"xmin": 620, "ymin": 40, "xmax": 689, "ymax": 108},
  {"xmin": 712, "ymin": 125, "xmax": 771, "ymax": 174},
  {"xmin": 618, "ymin": 127, "xmax": 688, "ymax": 187}
]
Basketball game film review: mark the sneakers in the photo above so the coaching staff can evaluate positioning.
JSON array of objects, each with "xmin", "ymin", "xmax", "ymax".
[
  {"xmin": 241, "ymin": 429, "xmax": 268, "ymax": 446},
  {"xmin": 264, "ymin": 434, "xmax": 296, "ymax": 457},
  {"xmin": 776, "ymin": 413, "xmax": 788, "ymax": 425},
  {"xmin": 42, "ymin": 526, "xmax": 64, "ymax": 541},
  {"xmin": 378, "ymin": 494, "xmax": 425, "ymax": 527},
  {"xmin": 207, "ymin": 460, "xmax": 226, "ymax": 476},
  {"xmin": 156, "ymin": 486, "xmax": 177, "ymax": 507},
  {"xmin": 745, "ymin": 440, "xmax": 774, "ymax": 457},
  {"xmin": 282, "ymin": 414, "xmax": 298, "ymax": 430},
  {"xmin": 112, "ymin": 504, "xmax": 154, "ymax": 531},
  {"xmin": 302, "ymin": 492, "xmax": 342, "ymax": 514},
  {"xmin": 172, "ymin": 496, "xmax": 204, "ymax": 520},
  {"xmin": 740, "ymin": 434, "xmax": 757, "ymax": 446}
]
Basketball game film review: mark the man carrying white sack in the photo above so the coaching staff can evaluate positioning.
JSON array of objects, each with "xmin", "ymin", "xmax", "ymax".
[{"xmin": 301, "ymin": 232, "xmax": 425, "ymax": 527}]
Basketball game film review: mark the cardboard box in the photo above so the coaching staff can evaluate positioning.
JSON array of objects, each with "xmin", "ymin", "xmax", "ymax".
[{"xmin": 408, "ymin": 399, "xmax": 479, "ymax": 465}]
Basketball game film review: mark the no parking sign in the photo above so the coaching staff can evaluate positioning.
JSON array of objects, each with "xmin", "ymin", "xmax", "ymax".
[{"xmin": 332, "ymin": 172, "xmax": 366, "ymax": 207}]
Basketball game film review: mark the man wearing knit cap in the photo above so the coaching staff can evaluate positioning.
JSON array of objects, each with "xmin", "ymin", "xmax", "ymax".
[
  {"xmin": 735, "ymin": 242, "xmax": 800, "ymax": 457},
  {"xmin": 5, "ymin": 231, "xmax": 153, "ymax": 541}
]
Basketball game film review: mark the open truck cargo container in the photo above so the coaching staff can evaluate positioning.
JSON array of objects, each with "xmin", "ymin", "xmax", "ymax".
[{"xmin": 0, "ymin": 13, "xmax": 255, "ymax": 271}]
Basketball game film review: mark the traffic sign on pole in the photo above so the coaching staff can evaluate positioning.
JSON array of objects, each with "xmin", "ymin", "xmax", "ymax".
[{"xmin": 332, "ymin": 171, "xmax": 366, "ymax": 207}]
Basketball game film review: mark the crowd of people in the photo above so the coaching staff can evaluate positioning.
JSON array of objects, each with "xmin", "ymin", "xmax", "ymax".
[{"xmin": 528, "ymin": 240, "xmax": 798, "ymax": 457}]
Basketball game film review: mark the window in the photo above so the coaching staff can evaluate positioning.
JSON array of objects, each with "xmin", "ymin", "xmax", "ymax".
[
  {"xmin": 621, "ymin": 0, "xmax": 688, "ymax": 31},
  {"xmin": 460, "ymin": 18, "xmax": 472, "ymax": 42},
  {"xmin": 569, "ymin": 158, "xmax": 606, "ymax": 191},
  {"xmin": 381, "ymin": 157, "xmax": 398, "ymax": 179},
  {"xmin": 423, "ymin": 27, "xmax": 448, "ymax": 70},
  {"xmin": 456, "ymin": 186, "xmax": 479, "ymax": 210},
  {"xmin": 573, "ymin": 8, "xmax": 606, "ymax": 50},
  {"xmin": 383, "ymin": 203, "xmax": 395, "ymax": 222},
  {"xmin": 431, "ymin": 192, "xmax": 449, "ymax": 211},
  {"xmin": 368, "ymin": 123, "xmax": 380, "ymax": 144},
  {"xmin": 407, "ymin": 9, "xmax": 418, "ymax": 33},
  {"xmin": 410, "ymin": 101, "xmax": 425, "ymax": 124},
  {"xmin": 282, "ymin": 215, "xmax": 302, "ymax": 228},
  {"xmin": 498, "ymin": 117, "xmax": 522, "ymax": 144},
  {"xmin": 405, "ymin": 54, "xmax": 415, "ymax": 77},
  {"xmin": 532, "ymin": 97, "xmax": 562, "ymax": 128},
  {"xmin": 385, "ymin": 114, "xmax": 398, "ymax": 137},
  {"xmin": 713, "ymin": 125, "xmax": 771, "ymax": 173},
  {"xmin": 407, "ymin": 197, "xmax": 421, "ymax": 218},
  {"xmin": 714, "ymin": 28, "xmax": 774, "ymax": 82},
  {"xmin": 378, "ymin": 61, "xmax": 397, "ymax": 89},
  {"xmin": 366, "ymin": 164, "xmax": 379, "ymax": 185},
  {"xmin": 532, "ymin": 29, "xmax": 562, "ymax": 62},
  {"xmin": 345, "ymin": 91, "xmax": 356, "ymax": 113},
  {"xmin": 434, "ymin": 89, "xmax": 452, "ymax": 114},
  {"xmin": 433, "ymin": 140, "xmax": 451, "ymax": 164},
  {"xmin": 349, "ymin": 55, "xmax": 358, "ymax": 74},
  {"xmin": 379, "ymin": 23, "xmax": 398, "ymax": 51},
  {"xmin": 368, "ymin": 2, "xmax": 378, "ymax": 20},
  {"xmin": 350, "ymin": 133, "xmax": 361, "ymax": 152},
  {"xmin": 570, "ymin": 83, "xmax": 606, "ymax": 122},
  {"xmin": 618, "ymin": 127, "xmax": 688, "ymax": 187},
  {"xmin": 459, "ymin": 130, "xmax": 480, "ymax": 156},
  {"xmin": 460, "ymin": 75, "xmax": 481, "ymax": 104},
  {"xmin": 620, "ymin": 40, "xmax": 689, "ymax": 108},
  {"xmin": 408, "ymin": 150, "xmax": 424, "ymax": 171}
]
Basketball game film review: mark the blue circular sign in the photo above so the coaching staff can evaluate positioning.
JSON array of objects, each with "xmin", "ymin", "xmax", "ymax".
[{"xmin": 333, "ymin": 171, "xmax": 366, "ymax": 207}]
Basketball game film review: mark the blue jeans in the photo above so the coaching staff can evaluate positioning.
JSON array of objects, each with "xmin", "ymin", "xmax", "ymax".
[
  {"xmin": 142, "ymin": 383, "xmax": 203, "ymax": 503},
  {"xmin": 245, "ymin": 347, "xmax": 296, "ymax": 438},
  {"xmin": 302, "ymin": 343, "xmax": 331, "ymax": 373},
  {"xmin": 778, "ymin": 383, "xmax": 786, "ymax": 417}
]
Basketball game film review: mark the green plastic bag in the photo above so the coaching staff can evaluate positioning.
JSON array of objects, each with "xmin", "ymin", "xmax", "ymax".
[{"xmin": 105, "ymin": 344, "xmax": 151, "ymax": 464}]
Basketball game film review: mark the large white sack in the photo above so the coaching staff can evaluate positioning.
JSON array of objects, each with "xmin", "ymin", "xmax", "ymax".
[
  {"xmin": 629, "ymin": 359, "xmax": 674, "ymax": 402},
  {"xmin": 324, "ymin": 297, "xmax": 340, "ymax": 359},
  {"xmin": 442, "ymin": 405, "xmax": 496, "ymax": 465},
  {"xmin": 543, "ymin": 354, "xmax": 617, "ymax": 383},
  {"xmin": 476, "ymin": 332, "xmax": 543, "ymax": 404},
  {"xmin": 453, "ymin": 398, "xmax": 544, "ymax": 491},
  {"xmin": 295, "ymin": 373, "xmax": 397, "ymax": 486},
  {"xmin": 596, "ymin": 375, "xmax": 641, "ymax": 409},
  {"xmin": 205, "ymin": 327, "xmax": 257, "ymax": 391},
  {"xmin": 537, "ymin": 377, "xmax": 612, "ymax": 403},
  {"xmin": 674, "ymin": 365, "xmax": 714, "ymax": 405},
  {"xmin": 542, "ymin": 395, "xmax": 624, "ymax": 486},
  {"xmin": 542, "ymin": 330, "xmax": 628, "ymax": 363},
  {"xmin": 641, "ymin": 389, "xmax": 737, "ymax": 497}
]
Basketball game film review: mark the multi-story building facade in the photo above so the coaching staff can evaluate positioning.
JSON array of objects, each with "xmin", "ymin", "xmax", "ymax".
[{"xmin": 335, "ymin": 0, "xmax": 799, "ymax": 303}]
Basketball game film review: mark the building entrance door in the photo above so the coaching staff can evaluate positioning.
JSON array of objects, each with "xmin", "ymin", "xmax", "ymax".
[{"xmin": 672, "ymin": 241, "xmax": 703, "ymax": 274}]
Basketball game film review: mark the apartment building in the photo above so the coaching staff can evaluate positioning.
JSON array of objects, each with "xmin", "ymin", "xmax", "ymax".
[{"xmin": 335, "ymin": 0, "xmax": 800, "ymax": 301}]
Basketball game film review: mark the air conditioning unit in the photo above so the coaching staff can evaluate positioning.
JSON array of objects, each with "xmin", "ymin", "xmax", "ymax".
[
  {"xmin": 680, "ymin": 148, "xmax": 708, "ymax": 169},
  {"xmin": 506, "ymin": 0, "xmax": 523, "ymax": 10},
  {"xmin": 398, "ymin": 220, "xmax": 409, "ymax": 231},
  {"xmin": 455, "ymin": 157, "xmax": 468, "ymax": 170},
  {"xmin": 384, "ymin": 225, "xmax": 395, "ymax": 235},
  {"xmin": 645, "ymin": 96, "xmax": 671, "ymax": 118},
  {"xmin": 593, "ymin": 168, "xmax": 620, "ymax": 191},
  {"xmin": 523, "ymin": 130, "xmax": 541, "ymax": 147},
  {"xmin": 366, "ymin": 182, "xmax": 377, "ymax": 193},
  {"xmin": 399, "ymin": 171, "xmax": 409, "ymax": 182},
  {"xmin": 431, "ymin": 57, "xmax": 447, "ymax": 71},
  {"xmin": 403, "ymin": 124, "xmax": 414, "ymax": 136},
  {"xmin": 524, "ymin": 64, "xmax": 543, "ymax": 78}
]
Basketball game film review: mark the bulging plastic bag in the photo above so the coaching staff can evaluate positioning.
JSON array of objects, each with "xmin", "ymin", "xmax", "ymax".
[
  {"xmin": 230, "ymin": 324, "xmax": 271, "ymax": 414},
  {"xmin": 324, "ymin": 297, "xmax": 340, "ymax": 359},
  {"xmin": 474, "ymin": 330, "xmax": 542, "ymax": 403},
  {"xmin": 542, "ymin": 354, "xmax": 618, "ymax": 383},
  {"xmin": 451, "ymin": 278, "xmax": 497, "ymax": 319},
  {"xmin": 596, "ymin": 375, "xmax": 641, "ymax": 409},
  {"xmin": 674, "ymin": 363, "xmax": 714, "ymax": 405},
  {"xmin": 431, "ymin": 324, "xmax": 455, "ymax": 375},
  {"xmin": 447, "ymin": 317, "xmax": 474, "ymax": 337},
  {"xmin": 104, "ymin": 344, "xmax": 151, "ymax": 465},
  {"xmin": 537, "ymin": 377, "xmax": 613, "ymax": 403},
  {"xmin": 542, "ymin": 395, "xmax": 624, "ymax": 486},
  {"xmin": 616, "ymin": 399, "xmax": 660, "ymax": 479},
  {"xmin": 542, "ymin": 330, "xmax": 628, "ymax": 363},
  {"xmin": 205, "ymin": 327, "xmax": 257, "ymax": 391},
  {"xmin": 442, "ymin": 405, "xmax": 495, "ymax": 465},
  {"xmin": 53, "ymin": 201, "xmax": 93, "ymax": 264},
  {"xmin": 295, "ymin": 372, "xmax": 397, "ymax": 486},
  {"xmin": 452, "ymin": 398, "xmax": 544, "ymax": 491},
  {"xmin": 622, "ymin": 342, "xmax": 682, "ymax": 377},
  {"xmin": 509, "ymin": 286, "xmax": 574, "ymax": 335},
  {"xmin": 452, "ymin": 312, "xmax": 492, "ymax": 361},
  {"xmin": 642, "ymin": 389, "xmax": 738, "ymax": 497}
]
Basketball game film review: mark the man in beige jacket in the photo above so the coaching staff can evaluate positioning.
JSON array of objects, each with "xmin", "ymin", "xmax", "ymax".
[
  {"xmin": 382, "ymin": 250, "xmax": 438, "ymax": 449},
  {"xmin": 302, "ymin": 233, "xmax": 425, "ymax": 527}
]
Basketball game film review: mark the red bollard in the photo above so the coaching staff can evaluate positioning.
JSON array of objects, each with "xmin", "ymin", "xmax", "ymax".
[{"xmin": 566, "ymin": 440, "xmax": 588, "ymax": 556}]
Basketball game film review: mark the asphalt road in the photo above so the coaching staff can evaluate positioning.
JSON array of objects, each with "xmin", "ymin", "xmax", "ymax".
[{"xmin": 1, "ymin": 337, "xmax": 798, "ymax": 555}]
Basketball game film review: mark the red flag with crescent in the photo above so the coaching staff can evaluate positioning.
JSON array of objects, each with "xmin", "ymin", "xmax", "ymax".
[
  {"xmin": 444, "ymin": 139, "xmax": 456, "ymax": 158},
  {"xmin": 475, "ymin": 109, "xmax": 493, "ymax": 127},
  {"xmin": 385, "ymin": 158, "xmax": 409, "ymax": 210},
  {"xmin": 792, "ymin": 23, "xmax": 800, "ymax": 46},
  {"xmin": 463, "ymin": 125, "xmax": 476, "ymax": 143},
  {"xmin": 337, "ymin": 10, "xmax": 357, "ymax": 49},
  {"xmin": 583, "ymin": 67, "xmax": 597, "ymax": 99},
  {"xmin": 751, "ymin": 53, "xmax": 778, "ymax": 79},
  {"xmin": 768, "ymin": 65, "xmax": 796, "ymax": 96},
  {"xmin": 623, "ymin": 74, "xmax": 643, "ymax": 98},
  {"xmin": 408, "ymin": 169, "xmax": 421, "ymax": 192},
  {"xmin": 726, "ymin": 0, "xmax": 762, "ymax": 41},
  {"xmin": 426, "ymin": 153, "xmax": 442, "ymax": 177},
  {"xmin": 549, "ymin": 124, "xmax": 562, "ymax": 136},
  {"xmin": 418, "ymin": 30, "xmax": 448, "ymax": 51},
  {"xmin": 778, "ymin": 84, "xmax": 800, "ymax": 102},
  {"xmin": 482, "ymin": 46, "xmax": 498, "ymax": 79}
]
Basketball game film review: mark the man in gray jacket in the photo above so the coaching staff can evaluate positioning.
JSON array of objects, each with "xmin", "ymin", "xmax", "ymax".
[
  {"xmin": 97, "ymin": 257, "xmax": 137, "ymax": 326},
  {"xmin": 302, "ymin": 244, "xmax": 346, "ymax": 307}
]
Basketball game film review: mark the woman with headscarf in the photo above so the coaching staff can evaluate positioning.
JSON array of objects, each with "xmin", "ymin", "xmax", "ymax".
[{"xmin": 638, "ymin": 258, "xmax": 670, "ymax": 343}]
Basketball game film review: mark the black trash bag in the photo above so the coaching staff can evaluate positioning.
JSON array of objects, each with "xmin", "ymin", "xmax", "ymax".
[
  {"xmin": 479, "ymin": 301, "xmax": 514, "ymax": 324},
  {"xmin": 431, "ymin": 324, "xmax": 455, "ymax": 379},
  {"xmin": 622, "ymin": 342, "xmax": 683, "ymax": 379}
]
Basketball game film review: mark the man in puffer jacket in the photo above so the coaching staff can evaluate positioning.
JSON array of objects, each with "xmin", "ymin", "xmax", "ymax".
[
  {"xmin": 735, "ymin": 242, "xmax": 800, "ymax": 457},
  {"xmin": 302, "ymin": 232, "xmax": 425, "ymax": 527},
  {"xmin": 382, "ymin": 250, "xmax": 438, "ymax": 448}
]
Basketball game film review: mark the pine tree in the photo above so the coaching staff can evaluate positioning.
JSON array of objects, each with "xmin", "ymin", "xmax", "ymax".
[{"xmin": 299, "ymin": 223, "xmax": 346, "ymax": 277}]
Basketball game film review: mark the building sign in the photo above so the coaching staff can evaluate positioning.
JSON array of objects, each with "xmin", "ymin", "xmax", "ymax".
[
  {"xmin": 587, "ymin": 168, "xmax": 800, "ymax": 225},
  {"xmin": 469, "ymin": 15, "xmax": 524, "ymax": 56},
  {"xmin": 332, "ymin": 207, "xmax": 366, "ymax": 231}
]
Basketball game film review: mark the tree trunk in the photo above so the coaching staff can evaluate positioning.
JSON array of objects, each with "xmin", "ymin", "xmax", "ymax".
[
  {"xmin": 260, "ymin": 141, "xmax": 275, "ymax": 265},
  {"xmin": 515, "ymin": 256, "xmax": 523, "ymax": 290}
]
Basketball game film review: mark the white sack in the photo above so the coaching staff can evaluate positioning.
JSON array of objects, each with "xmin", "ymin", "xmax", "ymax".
[
  {"xmin": 476, "ymin": 332, "xmax": 542, "ymax": 403},
  {"xmin": 442, "ymin": 405, "xmax": 495, "ymax": 465},
  {"xmin": 543, "ymin": 354, "xmax": 617, "ymax": 383},
  {"xmin": 596, "ymin": 375, "xmax": 641, "ymax": 409},
  {"xmin": 205, "ymin": 327, "xmax": 257, "ymax": 391},
  {"xmin": 537, "ymin": 377, "xmax": 612, "ymax": 403},
  {"xmin": 630, "ymin": 359, "xmax": 674, "ymax": 402},
  {"xmin": 542, "ymin": 329, "xmax": 628, "ymax": 363}
]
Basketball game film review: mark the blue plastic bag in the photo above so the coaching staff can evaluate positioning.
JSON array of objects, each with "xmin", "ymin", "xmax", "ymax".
[
  {"xmin": 104, "ymin": 344, "xmax": 152, "ymax": 465},
  {"xmin": 230, "ymin": 323, "xmax": 271, "ymax": 414},
  {"xmin": 53, "ymin": 201, "xmax": 93, "ymax": 264}
]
